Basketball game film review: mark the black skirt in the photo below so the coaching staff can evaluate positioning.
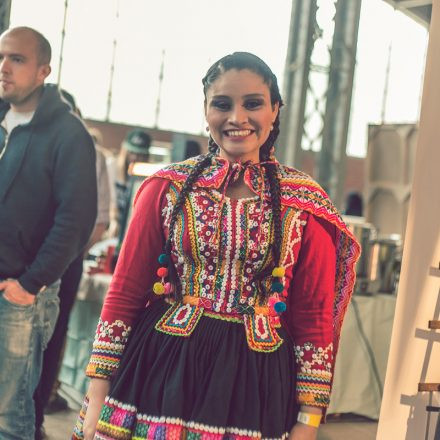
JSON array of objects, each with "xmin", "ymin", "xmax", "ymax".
[{"xmin": 84, "ymin": 300, "xmax": 299, "ymax": 439}]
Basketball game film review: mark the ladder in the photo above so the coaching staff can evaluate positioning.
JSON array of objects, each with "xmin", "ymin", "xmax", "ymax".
[{"xmin": 418, "ymin": 264, "xmax": 440, "ymax": 439}]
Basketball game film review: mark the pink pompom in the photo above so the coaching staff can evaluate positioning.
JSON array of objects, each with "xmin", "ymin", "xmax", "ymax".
[{"xmin": 268, "ymin": 296, "xmax": 278, "ymax": 307}]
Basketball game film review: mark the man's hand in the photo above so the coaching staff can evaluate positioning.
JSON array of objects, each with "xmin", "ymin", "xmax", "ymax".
[{"xmin": 0, "ymin": 279, "xmax": 36, "ymax": 305}]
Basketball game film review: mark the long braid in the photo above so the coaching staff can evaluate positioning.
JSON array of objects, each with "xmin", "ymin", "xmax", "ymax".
[
  {"xmin": 165, "ymin": 152, "xmax": 215, "ymax": 301},
  {"xmin": 264, "ymin": 164, "xmax": 282, "ymax": 270},
  {"xmin": 260, "ymin": 113, "xmax": 283, "ymax": 299}
]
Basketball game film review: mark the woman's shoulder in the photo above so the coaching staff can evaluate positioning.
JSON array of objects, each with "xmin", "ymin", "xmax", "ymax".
[
  {"xmin": 276, "ymin": 163, "xmax": 349, "ymax": 232},
  {"xmin": 276, "ymin": 163, "xmax": 329, "ymax": 203},
  {"xmin": 277, "ymin": 163, "xmax": 360, "ymax": 254}
]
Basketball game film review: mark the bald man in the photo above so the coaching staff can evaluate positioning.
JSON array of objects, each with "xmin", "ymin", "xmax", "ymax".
[{"xmin": 0, "ymin": 27, "xmax": 97, "ymax": 439}]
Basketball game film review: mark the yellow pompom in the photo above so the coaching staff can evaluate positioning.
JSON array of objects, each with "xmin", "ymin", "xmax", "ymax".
[
  {"xmin": 272, "ymin": 267, "xmax": 285, "ymax": 277},
  {"xmin": 153, "ymin": 282, "xmax": 165, "ymax": 295}
]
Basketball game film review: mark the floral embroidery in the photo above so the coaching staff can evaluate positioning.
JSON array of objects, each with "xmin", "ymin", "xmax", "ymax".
[
  {"xmin": 96, "ymin": 318, "xmax": 131, "ymax": 344},
  {"xmin": 294, "ymin": 342, "xmax": 333, "ymax": 374}
]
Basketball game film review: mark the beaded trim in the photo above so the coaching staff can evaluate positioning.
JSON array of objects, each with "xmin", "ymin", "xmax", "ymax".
[
  {"xmin": 73, "ymin": 396, "xmax": 291, "ymax": 440},
  {"xmin": 87, "ymin": 318, "xmax": 131, "ymax": 379},
  {"xmin": 243, "ymin": 314, "xmax": 283, "ymax": 353},
  {"xmin": 96, "ymin": 318, "xmax": 131, "ymax": 344},
  {"xmin": 155, "ymin": 302, "xmax": 204, "ymax": 337},
  {"xmin": 151, "ymin": 156, "xmax": 361, "ymax": 358},
  {"xmin": 164, "ymin": 297, "xmax": 284, "ymax": 325},
  {"xmin": 72, "ymin": 395, "xmax": 88, "ymax": 439},
  {"xmin": 163, "ymin": 298, "xmax": 283, "ymax": 327},
  {"xmin": 294, "ymin": 342, "xmax": 333, "ymax": 407}
]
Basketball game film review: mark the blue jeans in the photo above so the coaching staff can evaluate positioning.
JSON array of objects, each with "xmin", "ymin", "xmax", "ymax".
[{"xmin": 0, "ymin": 282, "xmax": 60, "ymax": 440}]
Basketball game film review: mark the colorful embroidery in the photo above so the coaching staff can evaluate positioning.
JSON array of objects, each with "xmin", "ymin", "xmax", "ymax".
[
  {"xmin": 155, "ymin": 303, "xmax": 204, "ymax": 337},
  {"xmin": 96, "ymin": 318, "xmax": 131, "ymax": 344},
  {"xmin": 277, "ymin": 165, "xmax": 361, "ymax": 354},
  {"xmin": 153, "ymin": 158, "xmax": 360, "ymax": 359},
  {"xmin": 72, "ymin": 394, "xmax": 88, "ymax": 439},
  {"xmin": 73, "ymin": 397, "xmax": 290, "ymax": 440},
  {"xmin": 86, "ymin": 156, "xmax": 360, "ymax": 406},
  {"xmin": 294, "ymin": 342, "xmax": 333, "ymax": 373},
  {"xmin": 294, "ymin": 342, "xmax": 333, "ymax": 407},
  {"xmin": 296, "ymin": 373, "xmax": 331, "ymax": 407},
  {"xmin": 243, "ymin": 314, "xmax": 283, "ymax": 353},
  {"xmin": 162, "ymin": 188, "xmax": 277, "ymax": 313},
  {"xmin": 87, "ymin": 318, "xmax": 131, "ymax": 378}
]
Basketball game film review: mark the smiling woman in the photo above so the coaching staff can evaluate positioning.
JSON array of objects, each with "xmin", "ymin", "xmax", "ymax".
[
  {"xmin": 72, "ymin": 52, "xmax": 360, "ymax": 440},
  {"xmin": 204, "ymin": 69, "xmax": 279, "ymax": 164}
]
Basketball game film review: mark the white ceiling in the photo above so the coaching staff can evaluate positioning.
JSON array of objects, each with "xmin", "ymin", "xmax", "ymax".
[{"xmin": 382, "ymin": 0, "xmax": 432, "ymax": 27}]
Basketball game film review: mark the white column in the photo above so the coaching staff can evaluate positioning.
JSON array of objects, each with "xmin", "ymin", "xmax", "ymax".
[{"xmin": 377, "ymin": 2, "xmax": 440, "ymax": 439}]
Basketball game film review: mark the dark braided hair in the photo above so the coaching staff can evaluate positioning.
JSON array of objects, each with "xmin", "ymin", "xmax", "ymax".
[
  {"xmin": 261, "ymin": 114, "xmax": 283, "ymax": 277},
  {"xmin": 165, "ymin": 52, "xmax": 284, "ymax": 301},
  {"xmin": 164, "ymin": 152, "xmax": 214, "ymax": 300}
]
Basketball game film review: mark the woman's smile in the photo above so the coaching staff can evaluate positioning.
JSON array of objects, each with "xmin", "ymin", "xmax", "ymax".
[{"xmin": 205, "ymin": 68, "xmax": 278, "ymax": 163}]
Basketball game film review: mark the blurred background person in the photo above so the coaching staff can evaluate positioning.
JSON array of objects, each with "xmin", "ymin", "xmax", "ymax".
[
  {"xmin": 114, "ymin": 128, "xmax": 151, "ymax": 236},
  {"xmin": 33, "ymin": 90, "xmax": 110, "ymax": 440},
  {"xmin": 344, "ymin": 191, "xmax": 364, "ymax": 217}
]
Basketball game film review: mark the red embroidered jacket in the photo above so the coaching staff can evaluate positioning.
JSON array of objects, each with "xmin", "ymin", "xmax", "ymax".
[{"xmin": 86, "ymin": 156, "xmax": 360, "ymax": 408}]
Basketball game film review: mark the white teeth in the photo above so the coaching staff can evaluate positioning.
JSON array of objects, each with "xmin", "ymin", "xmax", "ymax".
[{"xmin": 226, "ymin": 129, "xmax": 251, "ymax": 137}]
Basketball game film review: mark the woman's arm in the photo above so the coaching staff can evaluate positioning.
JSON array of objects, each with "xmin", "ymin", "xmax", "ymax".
[
  {"xmin": 284, "ymin": 213, "xmax": 337, "ymax": 434},
  {"xmin": 86, "ymin": 177, "xmax": 170, "ymax": 380},
  {"xmin": 82, "ymin": 378, "xmax": 110, "ymax": 440}
]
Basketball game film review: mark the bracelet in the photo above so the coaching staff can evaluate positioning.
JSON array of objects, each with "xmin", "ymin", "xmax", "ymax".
[{"xmin": 297, "ymin": 411, "xmax": 322, "ymax": 428}]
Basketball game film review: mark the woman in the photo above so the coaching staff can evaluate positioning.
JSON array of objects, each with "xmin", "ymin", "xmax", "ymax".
[{"xmin": 74, "ymin": 52, "xmax": 360, "ymax": 440}]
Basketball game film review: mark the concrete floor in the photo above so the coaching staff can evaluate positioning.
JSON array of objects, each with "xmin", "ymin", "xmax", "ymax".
[{"xmin": 44, "ymin": 409, "xmax": 377, "ymax": 440}]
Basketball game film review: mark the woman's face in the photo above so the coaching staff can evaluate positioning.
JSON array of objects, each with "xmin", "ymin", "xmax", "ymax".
[{"xmin": 204, "ymin": 68, "xmax": 279, "ymax": 163}]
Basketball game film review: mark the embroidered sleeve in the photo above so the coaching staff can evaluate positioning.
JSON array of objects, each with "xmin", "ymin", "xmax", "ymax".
[
  {"xmin": 294, "ymin": 341, "xmax": 333, "ymax": 407},
  {"xmin": 86, "ymin": 177, "xmax": 170, "ymax": 379},
  {"xmin": 86, "ymin": 318, "xmax": 131, "ymax": 378},
  {"xmin": 285, "ymin": 213, "xmax": 337, "ymax": 408}
]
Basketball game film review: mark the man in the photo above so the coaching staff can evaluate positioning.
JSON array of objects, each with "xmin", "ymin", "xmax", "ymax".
[
  {"xmin": 34, "ymin": 92, "xmax": 111, "ymax": 440},
  {"xmin": 0, "ymin": 27, "xmax": 97, "ymax": 439}
]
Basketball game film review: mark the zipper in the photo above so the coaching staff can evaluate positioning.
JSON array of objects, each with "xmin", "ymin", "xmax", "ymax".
[{"xmin": 0, "ymin": 133, "xmax": 9, "ymax": 161}]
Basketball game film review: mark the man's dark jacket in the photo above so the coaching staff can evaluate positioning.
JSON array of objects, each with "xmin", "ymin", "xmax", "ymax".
[{"xmin": 0, "ymin": 84, "xmax": 97, "ymax": 294}]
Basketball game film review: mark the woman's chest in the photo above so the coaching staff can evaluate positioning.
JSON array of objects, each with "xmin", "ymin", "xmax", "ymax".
[{"xmin": 162, "ymin": 188, "xmax": 308, "ymax": 309}]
